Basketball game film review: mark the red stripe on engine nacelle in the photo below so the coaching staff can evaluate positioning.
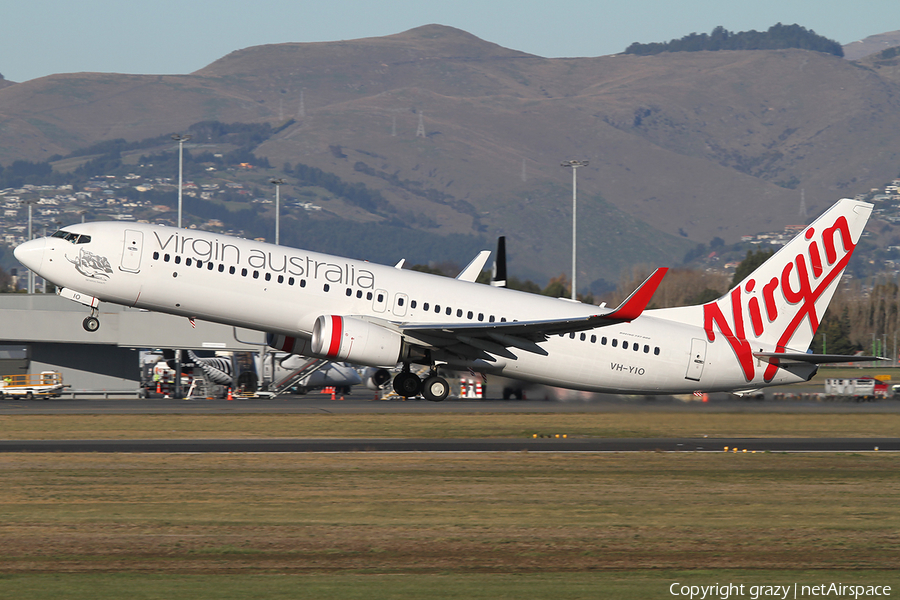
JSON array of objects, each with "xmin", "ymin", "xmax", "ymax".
[
  {"xmin": 280, "ymin": 336, "xmax": 295, "ymax": 353},
  {"xmin": 327, "ymin": 315, "xmax": 343, "ymax": 357}
]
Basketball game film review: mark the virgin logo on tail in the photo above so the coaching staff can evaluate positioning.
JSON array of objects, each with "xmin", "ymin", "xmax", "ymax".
[{"xmin": 703, "ymin": 214, "xmax": 857, "ymax": 382}]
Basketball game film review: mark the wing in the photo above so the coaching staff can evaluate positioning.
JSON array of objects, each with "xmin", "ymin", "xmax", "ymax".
[{"xmin": 397, "ymin": 268, "xmax": 667, "ymax": 361}]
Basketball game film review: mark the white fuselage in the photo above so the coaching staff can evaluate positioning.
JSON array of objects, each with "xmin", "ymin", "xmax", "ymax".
[{"xmin": 16, "ymin": 221, "xmax": 814, "ymax": 394}]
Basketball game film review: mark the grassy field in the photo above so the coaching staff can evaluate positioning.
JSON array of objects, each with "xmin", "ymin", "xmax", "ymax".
[
  {"xmin": 1, "ymin": 411, "xmax": 900, "ymax": 439},
  {"xmin": 0, "ymin": 451, "xmax": 898, "ymax": 598},
  {"xmin": 1, "ymin": 411, "xmax": 898, "ymax": 598}
]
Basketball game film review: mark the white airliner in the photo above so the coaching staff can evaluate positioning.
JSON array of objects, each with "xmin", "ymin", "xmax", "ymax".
[{"xmin": 14, "ymin": 198, "xmax": 877, "ymax": 401}]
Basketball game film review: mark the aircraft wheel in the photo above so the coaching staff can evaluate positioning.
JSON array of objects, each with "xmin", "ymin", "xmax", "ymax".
[
  {"xmin": 83, "ymin": 316, "xmax": 100, "ymax": 332},
  {"xmin": 393, "ymin": 372, "xmax": 421, "ymax": 398},
  {"xmin": 422, "ymin": 376, "xmax": 450, "ymax": 402}
]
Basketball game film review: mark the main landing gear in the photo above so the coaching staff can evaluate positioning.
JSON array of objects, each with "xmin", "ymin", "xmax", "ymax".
[{"xmin": 392, "ymin": 365, "xmax": 449, "ymax": 402}]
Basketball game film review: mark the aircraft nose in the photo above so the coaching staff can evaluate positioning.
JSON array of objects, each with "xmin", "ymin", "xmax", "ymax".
[{"xmin": 14, "ymin": 237, "xmax": 46, "ymax": 274}]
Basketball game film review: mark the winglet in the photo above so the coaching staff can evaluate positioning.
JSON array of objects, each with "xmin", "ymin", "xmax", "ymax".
[
  {"xmin": 603, "ymin": 268, "xmax": 668, "ymax": 321},
  {"xmin": 490, "ymin": 236, "xmax": 507, "ymax": 287}
]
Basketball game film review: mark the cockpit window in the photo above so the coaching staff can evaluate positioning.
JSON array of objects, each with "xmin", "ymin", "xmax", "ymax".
[{"xmin": 50, "ymin": 230, "xmax": 90, "ymax": 244}]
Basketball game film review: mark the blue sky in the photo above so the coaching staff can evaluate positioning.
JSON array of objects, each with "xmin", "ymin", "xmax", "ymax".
[{"xmin": 2, "ymin": 0, "xmax": 898, "ymax": 82}]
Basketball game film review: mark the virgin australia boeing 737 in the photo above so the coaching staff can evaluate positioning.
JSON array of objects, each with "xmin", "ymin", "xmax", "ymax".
[{"xmin": 14, "ymin": 198, "xmax": 876, "ymax": 401}]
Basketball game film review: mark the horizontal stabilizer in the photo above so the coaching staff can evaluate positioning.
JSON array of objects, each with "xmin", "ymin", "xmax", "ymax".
[{"xmin": 753, "ymin": 352, "xmax": 887, "ymax": 365}]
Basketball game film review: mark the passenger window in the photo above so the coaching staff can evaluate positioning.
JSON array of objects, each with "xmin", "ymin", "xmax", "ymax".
[
  {"xmin": 357, "ymin": 290, "xmax": 363, "ymax": 298},
  {"xmin": 265, "ymin": 273, "xmax": 271, "ymax": 281},
  {"xmin": 435, "ymin": 305, "xmax": 440, "ymax": 313},
  {"xmin": 324, "ymin": 284, "xmax": 330, "ymax": 292},
  {"xmin": 424, "ymin": 303, "xmax": 430, "ymax": 311},
  {"xmin": 207, "ymin": 262, "xmax": 213, "ymax": 270},
  {"xmin": 467, "ymin": 311, "xmax": 474, "ymax": 319},
  {"xmin": 398, "ymin": 297, "xmax": 405, "ymax": 306},
  {"xmin": 174, "ymin": 256, "xmax": 181, "ymax": 265},
  {"xmin": 446, "ymin": 307, "xmax": 451, "ymax": 315},
  {"xmin": 623, "ymin": 341, "xmax": 629, "ymax": 350},
  {"xmin": 478, "ymin": 313, "xmax": 484, "ymax": 321},
  {"xmin": 601, "ymin": 337, "xmax": 607, "ymax": 345},
  {"xmin": 218, "ymin": 264, "xmax": 224, "ymax": 272},
  {"xmin": 457, "ymin": 309, "xmax": 463, "ymax": 317},
  {"xmin": 633, "ymin": 344, "xmax": 639, "ymax": 352},
  {"xmin": 489, "ymin": 315, "xmax": 495, "ymax": 322},
  {"xmin": 277, "ymin": 275, "xmax": 283, "ymax": 283},
  {"xmin": 346, "ymin": 288, "xmax": 352, "ymax": 297},
  {"xmin": 164, "ymin": 254, "xmax": 170, "ymax": 262},
  {"xmin": 365, "ymin": 291, "xmax": 371, "ymax": 299},
  {"xmin": 229, "ymin": 266, "xmax": 235, "ymax": 274},
  {"xmin": 591, "ymin": 335, "xmax": 596, "ymax": 343},
  {"xmin": 569, "ymin": 333, "xmax": 575, "ymax": 339},
  {"xmin": 654, "ymin": 347, "xmax": 660, "ymax": 355},
  {"xmin": 288, "ymin": 277, "xmax": 295, "ymax": 285},
  {"xmin": 185, "ymin": 258, "xmax": 192, "ymax": 266},
  {"xmin": 612, "ymin": 339, "xmax": 618, "ymax": 348},
  {"xmin": 241, "ymin": 268, "xmax": 247, "ymax": 276},
  {"xmin": 301, "ymin": 279, "xmax": 306, "ymax": 287},
  {"xmin": 410, "ymin": 299, "xmax": 416, "ymax": 308},
  {"xmin": 643, "ymin": 345, "xmax": 649, "ymax": 353},
  {"xmin": 253, "ymin": 271, "xmax": 259, "ymax": 279},
  {"xmin": 153, "ymin": 252, "xmax": 159, "ymax": 260},
  {"xmin": 377, "ymin": 293, "xmax": 384, "ymax": 302}
]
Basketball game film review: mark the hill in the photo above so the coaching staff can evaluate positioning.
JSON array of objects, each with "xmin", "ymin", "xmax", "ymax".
[{"xmin": 2, "ymin": 25, "xmax": 900, "ymax": 288}]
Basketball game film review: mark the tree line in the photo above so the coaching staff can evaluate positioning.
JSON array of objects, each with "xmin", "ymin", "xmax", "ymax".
[{"xmin": 625, "ymin": 24, "xmax": 844, "ymax": 57}]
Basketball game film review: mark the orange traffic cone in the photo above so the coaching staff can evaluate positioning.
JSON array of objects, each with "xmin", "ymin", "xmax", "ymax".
[
  {"xmin": 156, "ymin": 381, "xmax": 161, "ymax": 394},
  {"xmin": 227, "ymin": 387, "xmax": 234, "ymax": 401}
]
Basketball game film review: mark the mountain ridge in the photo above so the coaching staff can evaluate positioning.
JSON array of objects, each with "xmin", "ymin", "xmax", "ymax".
[{"xmin": 2, "ymin": 25, "xmax": 900, "ymax": 286}]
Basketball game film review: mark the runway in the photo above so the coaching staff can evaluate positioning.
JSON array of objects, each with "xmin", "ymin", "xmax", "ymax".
[{"xmin": 0, "ymin": 437, "xmax": 895, "ymax": 453}]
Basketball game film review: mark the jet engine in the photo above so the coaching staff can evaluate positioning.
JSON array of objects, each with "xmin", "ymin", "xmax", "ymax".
[
  {"xmin": 267, "ymin": 333, "xmax": 312, "ymax": 356},
  {"xmin": 311, "ymin": 315, "xmax": 402, "ymax": 367},
  {"xmin": 362, "ymin": 367, "xmax": 393, "ymax": 390}
]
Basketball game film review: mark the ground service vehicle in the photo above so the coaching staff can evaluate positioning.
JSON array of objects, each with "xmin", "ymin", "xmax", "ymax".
[{"xmin": 0, "ymin": 372, "xmax": 66, "ymax": 399}]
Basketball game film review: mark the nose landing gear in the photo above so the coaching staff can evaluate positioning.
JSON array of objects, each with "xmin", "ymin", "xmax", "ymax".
[{"xmin": 82, "ymin": 308, "xmax": 100, "ymax": 332}]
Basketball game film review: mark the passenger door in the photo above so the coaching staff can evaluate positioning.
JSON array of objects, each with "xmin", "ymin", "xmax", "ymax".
[{"xmin": 685, "ymin": 338, "xmax": 707, "ymax": 382}]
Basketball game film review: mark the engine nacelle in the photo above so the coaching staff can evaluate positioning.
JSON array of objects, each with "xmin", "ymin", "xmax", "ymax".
[
  {"xmin": 362, "ymin": 367, "xmax": 393, "ymax": 390},
  {"xmin": 267, "ymin": 333, "xmax": 312, "ymax": 356},
  {"xmin": 311, "ymin": 315, "xmax": 402, "ymax": 367}
]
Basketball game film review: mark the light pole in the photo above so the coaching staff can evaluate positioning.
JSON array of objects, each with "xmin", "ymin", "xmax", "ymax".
[
  {"xmin": 172, "ymin": 134, "xmax": 191, "ymax": 228},
  {"xmin": 561, "ymin": 160, "xmax": 588, "ymax": 300},
  {"xmin": 271, "ymin": 178, "xmax": 285, "ymax": 245},
  {"xmin": 171, "ymin": 133, "xmax": 191, "ymax": 399},
  {"xmin": 21, "ymin": 199, "xmax": 36, "ymax": 293}
]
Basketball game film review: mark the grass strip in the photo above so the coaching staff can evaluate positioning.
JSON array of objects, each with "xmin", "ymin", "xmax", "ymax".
[
  {"xmin": 1, "ymin": 412, "xmax": 899, "ymax": 439},
  {"xmin": 0, "ymin": 453, "xmax": 898, "ymax": 575},
  {"xmin": 2, "ymin": 571, "xmax": 899, "ymax": 600}
]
